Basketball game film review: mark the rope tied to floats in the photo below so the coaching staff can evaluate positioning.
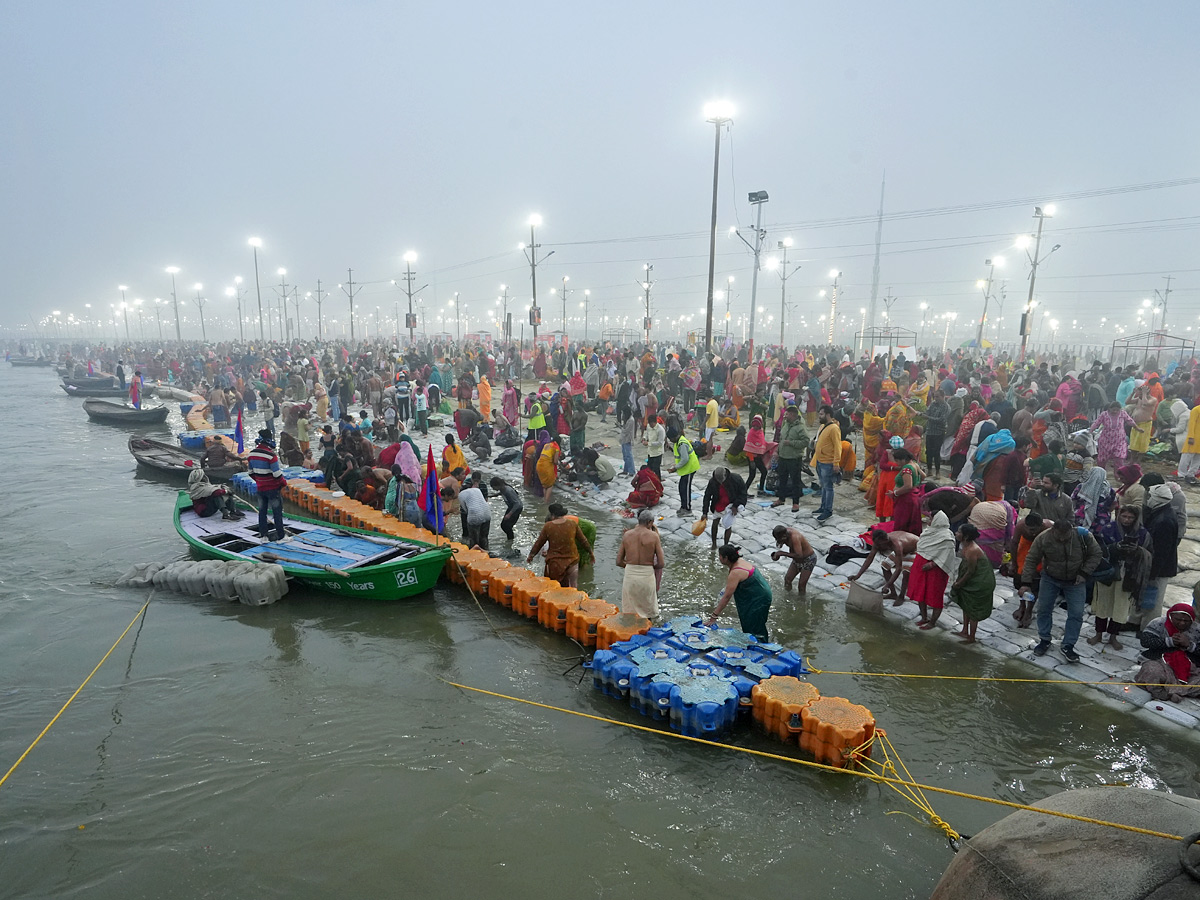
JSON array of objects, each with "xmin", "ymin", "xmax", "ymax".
[
  {"xmin": 442, "ymin": 678, "xmax": 1189, "ymax": 847},
  {"xmin": 0, "ymin": 593, "xmax": 153, "ymax": 793}
]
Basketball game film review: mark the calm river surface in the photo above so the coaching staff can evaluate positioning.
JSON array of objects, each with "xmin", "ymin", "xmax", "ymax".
[{"xmin": 1, "ymin": 365, "xmax": 1198, "ymax": 899}]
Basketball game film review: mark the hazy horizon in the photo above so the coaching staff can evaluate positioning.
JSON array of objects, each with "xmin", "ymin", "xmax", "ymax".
[{"xmin": 4, "ymin": 1, "xmax": 1198, "ymax": 347}]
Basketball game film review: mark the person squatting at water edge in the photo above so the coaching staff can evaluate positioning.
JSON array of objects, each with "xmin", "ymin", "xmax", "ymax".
[{"xmin": 705, "ymin": 544, "xmax": 774, "ymax": 642}]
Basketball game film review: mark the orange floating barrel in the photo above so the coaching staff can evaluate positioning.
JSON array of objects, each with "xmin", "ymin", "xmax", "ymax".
[
  {"xmin": 595, "ymin": 612, "xmax": 651, "ymax": 650},
  {"xmin": 510, "ymin": 575, "xmax": 559, "ymax": 616},
  {"xmin": 537, "ymin": 588, "xmax": 587, "ymax": 632},
  {"xmin": 750, "ymin": 677, "xmax": 821, "ymax": 744},
  {"xmin": 464, "ymin": 557, "xmax": 510, "ymax": 595},
  {"xmin": 488, "ymin": 567, "xmax": 530, "ymax": 604},
  {"xmin": 565, "ymin": 598, "xmax": 618, "ymax": 648},
  {"xmin": 799, "ymin": 697, "xmax": 875, "ymax": 768}
]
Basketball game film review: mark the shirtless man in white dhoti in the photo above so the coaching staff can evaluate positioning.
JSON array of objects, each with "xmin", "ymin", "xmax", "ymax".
[{"xmin": 617, "ymin": 509, "xmax": 665, "ymax": 619}]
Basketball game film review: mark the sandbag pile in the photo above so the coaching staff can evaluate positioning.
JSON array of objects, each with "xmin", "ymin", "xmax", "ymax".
[{"xmin": 116, "ymin": 560, "xmax": 288, "ymax": 606}]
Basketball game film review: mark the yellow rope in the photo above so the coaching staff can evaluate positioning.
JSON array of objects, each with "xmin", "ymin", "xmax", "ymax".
[
  {"xmin": 443, "ymin": 678, "xmax": 1185, "ymax": 844},
  {"xmin": 804, "ymin": 659, "xmax": 1167, "ymax": 689},
  {"xmin": 0, "ymin": 597, "xmax": 152, "ymax": 793}
]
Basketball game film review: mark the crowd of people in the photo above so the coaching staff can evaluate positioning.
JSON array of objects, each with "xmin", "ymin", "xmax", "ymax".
[{"xmin": 22, "ymin": 332, "xmax": 1200, "ymax": 704}]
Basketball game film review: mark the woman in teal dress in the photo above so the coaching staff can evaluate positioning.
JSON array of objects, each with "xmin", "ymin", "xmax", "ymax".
[
  {"xmin": 705, "ymin": 545, "xmax": 773, "ymax": 641},
  {"xmin": 950, "ymin": 523, "xmax": 996, "ymax": 643}
]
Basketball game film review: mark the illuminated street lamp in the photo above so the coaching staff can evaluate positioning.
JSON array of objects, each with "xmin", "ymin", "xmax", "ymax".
[{"xmin": 520, "ymin": 214, "xmax": 553, "ymax": 345}]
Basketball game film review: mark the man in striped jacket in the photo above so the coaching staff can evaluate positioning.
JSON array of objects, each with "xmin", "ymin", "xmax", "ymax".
[{"xmin": 248, "ymin": 429, "xmax": 288, "ymax": 542}]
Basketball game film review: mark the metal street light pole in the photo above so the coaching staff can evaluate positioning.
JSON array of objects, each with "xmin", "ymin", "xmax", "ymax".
[
  {"xmin": 118, "ymin": 285, "xmax": 129, "ymax": 341},
  {"xmin": 521, "ymin": 215, "xmax": 553, "ymax": 347},
  {"xmin": 500, "ymin": 284, "xmax": 510, "ymax": 344},
  {"xmin": 776, "ymin": 237, "xmax": 800, "ymax": 349},
  {"xmin": 399, "ymin": 251, "xmax": 425, "ymax": 347},
  {"xmin": 827, "ymin": 271, "xmax": 841, "ymax": 344},
  {"xmin": 582, "ymin": 290, "xmax": 590, "ymax": 341},
  {"xmin": 975, "ymin": 256, "xmax": 1004, "ymax": 349},
  {"xmin": 1018, "ymin": 206, "xmax": 1058, "ymax": 362},
  {"xmin": 732, "ymin": 193, "xmax": 768, "ymax": 359},
  {"xmin": 165, "ymin": 268, "xmax": 181, "ymax": 341},
  {"xmin": 340, "ymin": 269, "xmax": 361, "ymax": 341},
  {"xmin": 559, "ymin": 276, "xmax": 571, "ymax": 333},
  {"xmin": 248, "ymin": 237, "xmax": 264, "ymax": 342},
  {"xmin": 312, "ymin": 281, "xmax": 327, "ymax": 341},
  {"xmin": 193, "ymin": 284, "xmax": 207, "ymax": 341},
  {"xmin": 276, "ymin": 268, "xmax": 290, "ymax": 342},
  {"xmin": 702, "ymin": 101, "xmax": 734, "ymax": 353},
  {"xmin": 641, "ymin": 265, "xmax": 653, "ymax": 345}
]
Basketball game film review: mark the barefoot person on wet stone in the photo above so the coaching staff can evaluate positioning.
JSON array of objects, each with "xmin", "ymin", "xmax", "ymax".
[
  {"xmin": 849, "ymin": 529, "xmax": 919, "ymax": 601},
  {"xmin": 617, "ymin": 508, "xmax": 665, "ymax": 619},
  {"xmin": 770, "ymin": 525, "xmax": 816, "ymax": 595},
  {"xmin": 950, "ymin": 523, "xmax": 996, "ymax": 643}
]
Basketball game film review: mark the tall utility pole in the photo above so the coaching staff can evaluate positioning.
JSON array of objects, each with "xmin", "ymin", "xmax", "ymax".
[
  {"xmin": 312, "ymin": 280, "xmax": 326, "ymax": 340},
  {"xmin": 775, "ymin": 237, "xmax": 800, "ymax": 349},
  {"xmin": 399, "ymin": 252, "xmax": 426, "ymax": 347},
  {"xmin": 499, "ymin": 284, "xmax": 510, "ymax": 343},
  {"xmin": 248, "ymin": 238, "xmax": 264, "ymax": 342},
  {"xmin": 165, "ymin": 266, "xmax": 181, "ymax": 341},
  {"xmin": 559, "ymin": 275, "xmax": 570, "ymax": 333},
  {"xmin": 1156, "ymin": 275, "xmax": 1174, "ymax": 331},
  {"xmin": 521, "ymin": 214, "xmax": 553, "ymax": 347},
  {"xmin": 232, "ymin": 276, "xmax": 245, "ymax": 341},
  {"xmin": 827, "ymin": 271, "xmax": 842, "ymax": 344},
  {"xmin": 1018, "ymin": 206, "xmax": 1058, "ymax": 362},
  {"xmin": 582, "ymin": 289, "xmax": 590, "ymax": 342},
  {"xmin": 867, "ymin": 173, "xmax": 885, "ymax": 332},
  {"xmin": 192, "ymin": 284, "xmax": 207, "ymax": 341},
  {"xmin": 733, "ymin": 191, "xmax": 768, "ymax": 360},
  {"xmin": 291, "ymin": 287, "xmax": 303, "ymax": 339},
  {"xmin": 340, "ymin": 269, "xmax": 362, "ymax": 341},
  {"xmin": 702, "ymin": 102, "xmax": 733, "ymax": 352},
  {"xmin": 975, "ymin": 257, "xmax": 1003, "ymax": 349},
  {"xmin": 276, "ymin": 268, "xmax": 290, "ymax": 342},
  {"xmin": 640, "ymin": 264, "xmax": 654, "ymax": 345}
]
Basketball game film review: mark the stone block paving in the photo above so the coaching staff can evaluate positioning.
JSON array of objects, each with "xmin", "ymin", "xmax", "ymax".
[{"xmin": 420, "ymin": 412, "xmax": 1200, "ymax": 736}]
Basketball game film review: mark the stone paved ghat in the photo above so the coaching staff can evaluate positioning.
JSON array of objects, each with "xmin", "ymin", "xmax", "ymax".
[{"xmin": 453, "ymin": 438, "xmax": 1200, "ymax": 737}]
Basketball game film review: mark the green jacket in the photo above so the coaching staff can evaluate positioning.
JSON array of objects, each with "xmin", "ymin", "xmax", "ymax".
[{"xmin": 777, "ymin": 418, "xmax": 810, "ymax": 460}]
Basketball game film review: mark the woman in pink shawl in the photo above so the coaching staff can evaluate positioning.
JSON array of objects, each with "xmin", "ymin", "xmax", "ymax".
[
  {"xmin": 743, "ymin": 414, "xmax": 775, "ymax": 493},
  {"xmin": 1055, "ymin": 372, "xmax": 1084, "ymax": 421},
  {"xmin": 396, "ymin": 440, "xmax": 421, "ymax": 486},
  {"xmin": 502, "ymin": 379, "xmax": 519, "ymax": 425}
]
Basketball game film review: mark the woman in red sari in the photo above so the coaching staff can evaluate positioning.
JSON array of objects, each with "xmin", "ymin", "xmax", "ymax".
[
  {"xmin": 626, "ymin": 465, "xmax": 664, "ymax": 508},
  {"xmin": 875, "ymin": 436, "xmax": 902, "ymax": 521}
]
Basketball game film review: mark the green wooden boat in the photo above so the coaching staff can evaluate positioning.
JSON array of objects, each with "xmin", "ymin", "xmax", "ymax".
[{"xmin": 173, "ymin": 492, "xmax": 451, "ymax": 600}]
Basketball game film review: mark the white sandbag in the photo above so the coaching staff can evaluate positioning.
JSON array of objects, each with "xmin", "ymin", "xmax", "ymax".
[
  {"xmin": 115, "ymin": 562, "xmax": 164, "ymax": 588},
  {"xmin": 232, "ymin": 563, "xmax": 287, "ymax": 606}
]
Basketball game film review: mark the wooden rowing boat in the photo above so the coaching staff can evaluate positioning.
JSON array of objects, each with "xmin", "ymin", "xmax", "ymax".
[
  {"xmin": 83, "ymin": 398, "xmax": 170, "ymax": 424},
  {"xmin": 173, "ymin": 492, "xmax": 451, "ymax": 600},
  {"xmin": 8, "ymin": 357, "xmax": 55, "ymax": 367},
  {"xmin": 129, "ymin": 437, "xmax": 243, "ymax": 480}
]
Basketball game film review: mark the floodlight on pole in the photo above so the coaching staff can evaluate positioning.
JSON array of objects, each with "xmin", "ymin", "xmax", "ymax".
[{"xmin": 702, "ymin": 101, "xmax": 735, "ymax": 352}]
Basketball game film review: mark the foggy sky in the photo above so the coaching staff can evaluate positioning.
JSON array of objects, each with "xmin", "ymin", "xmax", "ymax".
[{"xmin": 3, "ymin": 0, "xmax": 1198, "ymax": 346}]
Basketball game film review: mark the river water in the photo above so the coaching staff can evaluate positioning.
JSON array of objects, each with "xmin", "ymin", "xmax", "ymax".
[{"xmin": 1, "ymin": 365, "xmax": 1198, "ymax": 899}]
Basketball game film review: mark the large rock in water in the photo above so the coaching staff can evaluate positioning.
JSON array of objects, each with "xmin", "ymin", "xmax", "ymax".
[{"xmin": 930, "ymin": 787, "xmax": 1200, "ymax": 899}]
